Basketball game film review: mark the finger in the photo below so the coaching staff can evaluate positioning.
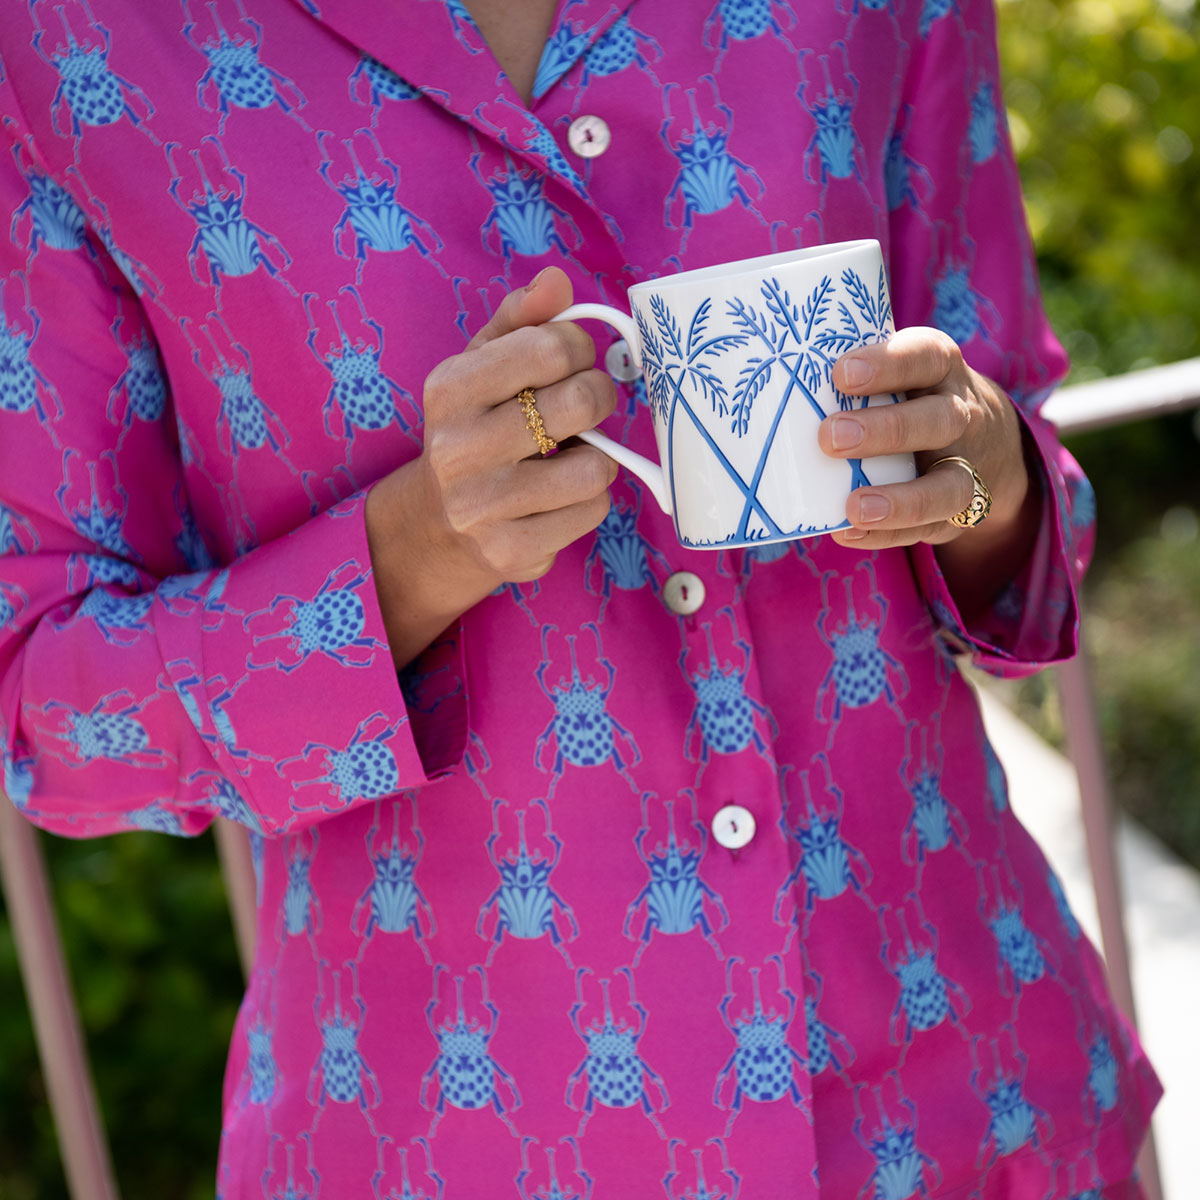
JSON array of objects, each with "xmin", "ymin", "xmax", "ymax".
[
  {"xmin": 831, "ymin": 326, "xmax": 962, "ymax": 397},
  {"xmin": 842, "ymin": 458, "xmax": 976, "ymax": 531},
  {"xmin": 489, "ymin": 369, "xmax": 619, "ymax": 460},
  {"xmin": 486, "ymin": 490, "xmax": 614, "ymax": 581},
  {"xmin": 465, "ymin": 266, "xmax": 574, "ymax": 351},
  {"xmin": 830, "ymin": 520, "xmax": 958, "ymax": 550},
  {"xmin": 496, "ymin": 442, "xmax": 619, "ymax": 520},
  {"xmin": 819, "ymin": 392, "xmax": 970, "ymax": 459}
]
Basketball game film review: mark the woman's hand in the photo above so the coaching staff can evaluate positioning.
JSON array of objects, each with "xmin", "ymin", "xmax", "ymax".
[
  {"xmin": 365, "ymin": 267, "xmax": 618, "ymax": 668},
  {"xmin": 818, "ymin": 327, "xmax": 1042, "ymax": 617}
]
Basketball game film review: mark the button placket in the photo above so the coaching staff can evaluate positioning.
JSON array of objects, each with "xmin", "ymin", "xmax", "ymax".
[
  {"xmin": 711, "ymin": 804, "xmax": 756, "ymax": 850},
  {"xmin": 567, "ymin": 114, "xmax": 611, "ymax": 158}
]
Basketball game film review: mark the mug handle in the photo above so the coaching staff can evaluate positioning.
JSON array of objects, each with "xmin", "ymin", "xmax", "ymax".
[{"xmin": 551, "ymin": 303, "xmax": 673, "ymax": 516}]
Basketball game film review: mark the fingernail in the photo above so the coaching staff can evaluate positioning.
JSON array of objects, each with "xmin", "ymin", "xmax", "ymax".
[
  {"xmin": 859, "ymin": 494, "xmax": 890, "ymax": 523},
  {"xmin": 840, "ymin": 528, "xmax": 868, "ymax": 541},
  {"xmin": 524, "ymin": 268, "xmax": 549, "ymax": 293},
  {"xmin": 842, "ymin": 356, "xmax": 871, "ymax": 388},
  {"xmin": 831, "ymin": 417, "xmax": 863, "ymax": 450}
]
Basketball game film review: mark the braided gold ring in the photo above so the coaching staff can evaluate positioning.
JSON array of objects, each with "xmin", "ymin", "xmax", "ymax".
[
  {"xmin": 516, "ymin": 387, "xmax": 558, "ymax": 457},
  {"xmin": 929, "ymin": 455, "xmax": 993, "ymax": 528}
]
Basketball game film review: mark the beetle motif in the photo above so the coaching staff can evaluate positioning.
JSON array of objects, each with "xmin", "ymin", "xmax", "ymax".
[
  {"xmin": 166, "ymin": 662, "xmax": 270, "ymax": 768},
  {"xmin": 566, "ymin": 966, "xmax": 669, "ymax": 1136},
  {"xmin": 308, "ymin": 959, "xmax": 381, "ymax": 1121},
  {"xmin": 245, "ymin": 558, "xmax": 386, "ymax": 673},
  {"xmin": 3, "ymin": 751, "xmax": 36, "ymax": 813},
  {"xmin": 469, "ymin": 148, "xmax": 582, "ymax": 267},
  {"xmin": 535, "ymin": 622, "xmax": 641, "ymax": 797},
  {"xmin": 185, "ymin": 767, "xmax": 260, "ymax": 833},
  {"xmin": 798, "ymin": 46, "xmax": 869, "ymax": 200},
  {"xmin": 516, "ymin": 1135, "xmax": 592, "ymax": 1200},
  {"xmin": 421, "ymin": 964, "xmax": 521, "ymax": 1133},
  {"xmin": 277, "ymin": 710, "xmax": 404, "ymax": 815},
  {"xmin": 166, "ymin": 136, "xmax": 293, "ymax": 298},
  {"xmin": 531, "ymin": 14, "xmax": 593, "ymax": 99},
  {"xmin": 158, "ymin": 567, "xmax": 238, "ymax": 629},
  {"xmin": 660, "ymin": 76, "xmax": 766, "ymax": 253},
  {"xmin": 27, "ymin": 688, "xmax": 171, "ymax": 770},
  {"xmin": 970, "ymin": 1031, "xmax": 1054, "ymax": 1168},
  {"xmin": 72, "ymin": 588, "xmax": 153, "ymax": 647},
  {"xmin": 478, "ymin": 796, "xmax": 579, "ymax": 964},
  {"xmin": 663, "ymin": 1137, "xmax": 741, "ymax": 1200},
  {"xmin": 703, "ymin": 0, "xmax": 797, "ymax": 69},
  {"xmin": 348, "ymin": 54, "xmax": 448, "ymax": 128},
  {"xmin": 371, "ymin": 1134, "xmax": 444, "ymax": 1200},
  {"xmin": 801, "ymin": 955, "xmax": 856, "ymax": 1076},
  {"xmin": 968, "ymin": 81, "xmax": 999, "ymax": 164},
  {"xmin": 56, "ymin": 449, "xmax": 137, "ymax": 570},
  {"xmin": 317, "ymin": 128, "xmax": 447, "ymax": 285},
  {"xmin": 815, "ymin": 562, "xmax": 909, "ymax": 730},
  {"xmin": 977, "ymin": 862, "xmax": 1054, "ymax": 998},
  {"xmin": 919, "ymin": 0, "xmax": 957, "ymax": 38},
  {"xmin": 583, "ymin": 480, "xmax": 672, "ymax": 620},
  {"xmin": 715, "ymin": 955, "xmax": 809, "ymax": 1134},
  {"xmin": 883, "ymin": 121, "xmax": 934, "ymax": 215},
  {"xmin": 982, "ymin": 735, "xmax": 1008, "ymax": 814},
  {"xmin": 625, "ymin": 790, "xmax": 729, "ymax": 964},
  {"xmin": 1046, "ymin": 867, "xmax": 1080, "ymax": 941},
  {"xmin": 775, "ymin": 756, "xmax": 872, "ymax": 927},
  {"xmin": 577, "ymin": 14, "xmax": 662, "ymax": 94},
  {"xmin": 8, "ymin": 137, "xmax": 87, "ymax": 263},
  {"xmin": 852, "ymin": 1073, "xmax": 942, "ymax": 1200},
  {"xmin": 900, "ymin": 718, "xmax": 968, "ymax": 865},
  {"xmin": 123, "ymin": 800, "xmax": 185, "ymax": 835},
  {"xmin": 262, "ymin": 1132, "xmax": 319, "ymax": 1200},
  {"xmin": 0, "ymin": 500, "xmax": 40, "ymax": 556},
  {"xmin": 927, "ymin": 234, "xmax": 1001, "ymax": 349},
  {"xmin": 0, "ymin": 272, "xmax": 64, "ymax": 435},
  {"xmin": 443, "ymin": 0, "xmax": 488, "ymax": 55},
  {"xmin": 1084, "ymin": 1031, "xmax": 1118, "ymax": 1119},
  {"xmin": 181, "ymin": 0, "xmax": 308, "ymax": 135},
  {"xmin": 106, "ymin": 312, "xmax": 166, "ymax": 447},
  {"xmin": 280, "ymin": 828, "xmax": 321, "ymax": 942},
  {"xmin": 31, "ymin": 0, "xmax": 158, "ymax": 155},
  {"xmin": 682, "ymin": 606, "xmax": 777, "ymax": 780},
  {"xmin": 243, "ymin": 1004, "xmax": 279, "ymax": 1107},
  {"xmin": 351, "ymin": 797, "xmax": 435, "ymax": 960},
  {"xmin": 878, "ymin": 896, "xmax": 971, "ymax": 1049},
  {"xmin": 0, "ymin": 580, "xmax": 28, "ymax": 635}
]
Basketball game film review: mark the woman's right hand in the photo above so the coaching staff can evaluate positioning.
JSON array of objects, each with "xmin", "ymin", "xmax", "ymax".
[{"xmin": 364, "ymin": 267, "xmax": 619, "ymax": 668}]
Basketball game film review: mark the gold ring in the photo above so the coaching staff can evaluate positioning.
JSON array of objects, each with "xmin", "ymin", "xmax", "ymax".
[
  {"xmin": 928, "ymin": 455, "xmax": 993, "ymax": 528},
  {"xmin": 516, "ymin": 387, "xmax": 557, "ymax": 457}
]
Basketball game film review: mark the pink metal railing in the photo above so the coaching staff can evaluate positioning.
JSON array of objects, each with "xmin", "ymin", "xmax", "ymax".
[{"xmin": 1, "ymin": 354, "xmax": 1197, "ymax": 1199}]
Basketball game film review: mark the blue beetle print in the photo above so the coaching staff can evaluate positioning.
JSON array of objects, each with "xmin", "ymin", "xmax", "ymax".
[
  {"xmin": 0, "ymin": 271, "xmax": 63, "ymax": 438},
  {"xmin": 307, "ymin": 958, "xmax": 381, "ymax": 1126},
  {"xmin": 531, "ymin": 7, "xmax": 593, "ymax": 99},
  {"xmin": 3, "ymin": 751, "xmax": 36, "ymax": 813},
  {"xmin": 106, "ymin": 309, "xmax": 166, "ymax": 447},
  {"xmin": 797, "ymin": 47, "xmax": 869, "ymax": 200},
  {"xmin": 317, "ymin": 128, "xmax": 447, "ymax": 285},
  {"xmin": 566, "ymin": 966, "xmax": 669, "ymax": 1137},
  {"xmin": 969, "ymin": 1031, "xmax": 1054, "ymax": 1170},
  {"xmin": 703, "ymin": 0, "xmax": 797, "ymax": 70},
  {"xmin": 976, "ymin": 862, "xmax": 1054, "ymax": 999},
  {"xmin": 929, "ymin": 243, "xmax": 1001, "ymax": 349},
  {"xmin": 576, "ymin": 14, "xmax": 662, "ymax": 97},
  {"xmin": 26, "ymin": 688, "xmax": 173, "ymax": 770},
  {"xmin": 660, "ymin": 77, "xmax": 767, "ymax": 253},
  {"xmin": 982, "ymin": 734, "xmax": 1008, "ymax": 815},
  {"xmin": 421, "ymin": 964, "xmax": 521, "ymax": 1135},
  {"xmin": 1046, "ymin": 867, "xmax": 1080, "ymax": 941},
  {"xmin": 878, "ymin": 896, "xmax": 971, "ymax": 1050},
  {"xmin": 851, "ymin": 1074, "xmax": 943, "ymax": 1200},
  {"xmin": 774, "ymin": 757, "xmax": 872, "ymax": 927},
  {"xmin": 625, "ymin": 790, "xmax": 729, "ymax": 965},
  {"xmin": 478, "ymin": 796, "xmax": 579, "ymax": 965},
  {"xmin": 0, "ymin": 500, "xmax": 40, "ymax": 556},
  {"xmin": 262, "ymin": 1133, "xmax": 319, "ymax": 1200},
  {"xmin": 815, "ymin": 561, "xmax": 909, "ymax": 731},
  {"xmin": 69, "ymin": 588, "xmax": 153, "ymax": 647},
  {"xmin": 158, "ymin": 567, "xmax": 238, "ymax": 630},
  {"xmin": 663, "ymin": 1137, "xmax": 740, "ymax": 1200},
  {"xmin": 277, "ymin": 710, "xmax": 405, "ymax": 815},
  {"xmin": 968, "ymin": 80, "xmax": 999, "ymax": 165},
  {"xmin": 8, "ymin": 137, "xmax": 87, "ymax": 264},
  {"xmin": 883, "ymin": 122, "xmax": 934, "ymax": 215},
  {"xmin": 55, "ymin": 448, "xmax": 137, "ymax": 569},
  {"xmin": 348, "ymin": 54, "xmax": 451, "ymax": 128},
  {"xmin": 278, "ymin": 828, "xmax": 321, "ymax": 943},
  {"xmin": 899, "ymin": 718, "xmax": 968, "ymax": 865},
  {"xmin": 800, "ymin": 949, "xmax": 856, "ymax": 1077},
  {"xmin": 302, "ymin": 284, "xmax": 422, "ymax": 473},
  {"xmin": 184, "ymin": 767, "xmax": 261, "ymax": 833},
  {"xmin": 681, "ymin": 606, "xmax": 777, "ymax": 782},
  {"xmin": 30, "ymin": 0, "xmax": 158, "ymax": 157},
  {"xmin": 181, "ymin": 0, "xmax": 308, "ymax": 136},
  {"xmin": 469, "ymin": 148, "xmax": 582, "ymax": 269},
  {"xmin": 535, "ymin": 622, "xmax": 641, "ymax": 798},
  {"xmin": 351, "ymin": 797, "xmax": 436, "ymax": 961},
  {"xmin": 714, "ymin": 955, "xmax": 809, "ymax": 1135},
  {"xmin": 240, "ymin": 999, "xmax": 279, "ymax": 1108},
  {"xmin": 919, "ymin": 0, "xmax": 959, "ymax": 38},
  {"xmin": 516, "ymin": 1134, "xmax": 592, "ymax": 1200},
  {"xmin": 1083, "ymin": 1030, "xmax": 1119, "ymax": 1120},
  {"xmin": 372, "ymin": 1134, "xmax": 444, "ymax": 1200},
  {"xmin": 123, "ymin": 799, "xmax": 185, "ymax": 835},
  {"xmin": 166, "ymin": 663, "xmax": 271, "ymax": 768},
  {"xmin": 0, "ymin": 579, "xmax": 28, "ymax": 635},
  {"xmin": 165, "ymin": 136, "xmax": 294, "ymax": 300},
  {"xmin": 244, "ymin": 558, "xmax": 387, "ymax": 673},
  {"xmin": 583, "ymin": 480, "xmax": 672, "ymax": 620}
]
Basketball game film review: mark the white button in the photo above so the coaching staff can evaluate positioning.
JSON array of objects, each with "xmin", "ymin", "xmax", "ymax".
[
  {"xmin": 711, "ymin": 805, "xmax": 756, "ymax": 850},
  {"xmin": 663, "ymin": 571, "xmax": 705, "ymax": 615},
  {"xmin": 568, "ymin": 114, "xmax": 611, "ymax": 158},
  {"xmin": 604, "ymin": 339, "xmax": 639, "ymax": 382}
]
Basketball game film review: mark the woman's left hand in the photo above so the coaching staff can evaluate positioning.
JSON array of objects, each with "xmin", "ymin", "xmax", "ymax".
[{"xmin": 819, "ymin": 326, "xmax": 1042, "ymax": 613}]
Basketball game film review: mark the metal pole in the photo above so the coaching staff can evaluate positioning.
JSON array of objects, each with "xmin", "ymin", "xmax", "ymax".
[
  {"xmin": 1056, "ymin": 652, "xmax": 1164, "ymax": 1200},
  {"xmin": 0, "ymin": 796, "xmax": 120, "ymax": 1200},
  {"xmin": 212, "ymin": 817, "xmax": 257, "ymax": 980}
]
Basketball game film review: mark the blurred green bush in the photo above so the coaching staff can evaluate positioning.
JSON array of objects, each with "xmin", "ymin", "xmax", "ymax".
[{"xmin": 1, "ymin": 0, "xmax": 1198, "ymax": 1194}]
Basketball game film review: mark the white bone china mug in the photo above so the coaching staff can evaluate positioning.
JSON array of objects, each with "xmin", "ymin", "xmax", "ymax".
[{"xmin": 554, "ymin": 239, "xmax": 916, "ymax": 549}]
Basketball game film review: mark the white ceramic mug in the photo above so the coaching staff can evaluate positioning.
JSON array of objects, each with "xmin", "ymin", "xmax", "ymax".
[{"xmin": 555, "ymin": 239, "xmax": 916, "ymax": 549}]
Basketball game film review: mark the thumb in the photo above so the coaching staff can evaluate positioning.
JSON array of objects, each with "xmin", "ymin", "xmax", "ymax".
[{"xmin": 465, "ymin": 267, "xmax": 575, "ymax": 351}]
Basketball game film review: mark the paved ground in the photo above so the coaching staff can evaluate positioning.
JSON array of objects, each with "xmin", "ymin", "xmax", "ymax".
[{"xmin": 978, "ymin": 685, "xmax": 1198, "ymax": 1200}]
